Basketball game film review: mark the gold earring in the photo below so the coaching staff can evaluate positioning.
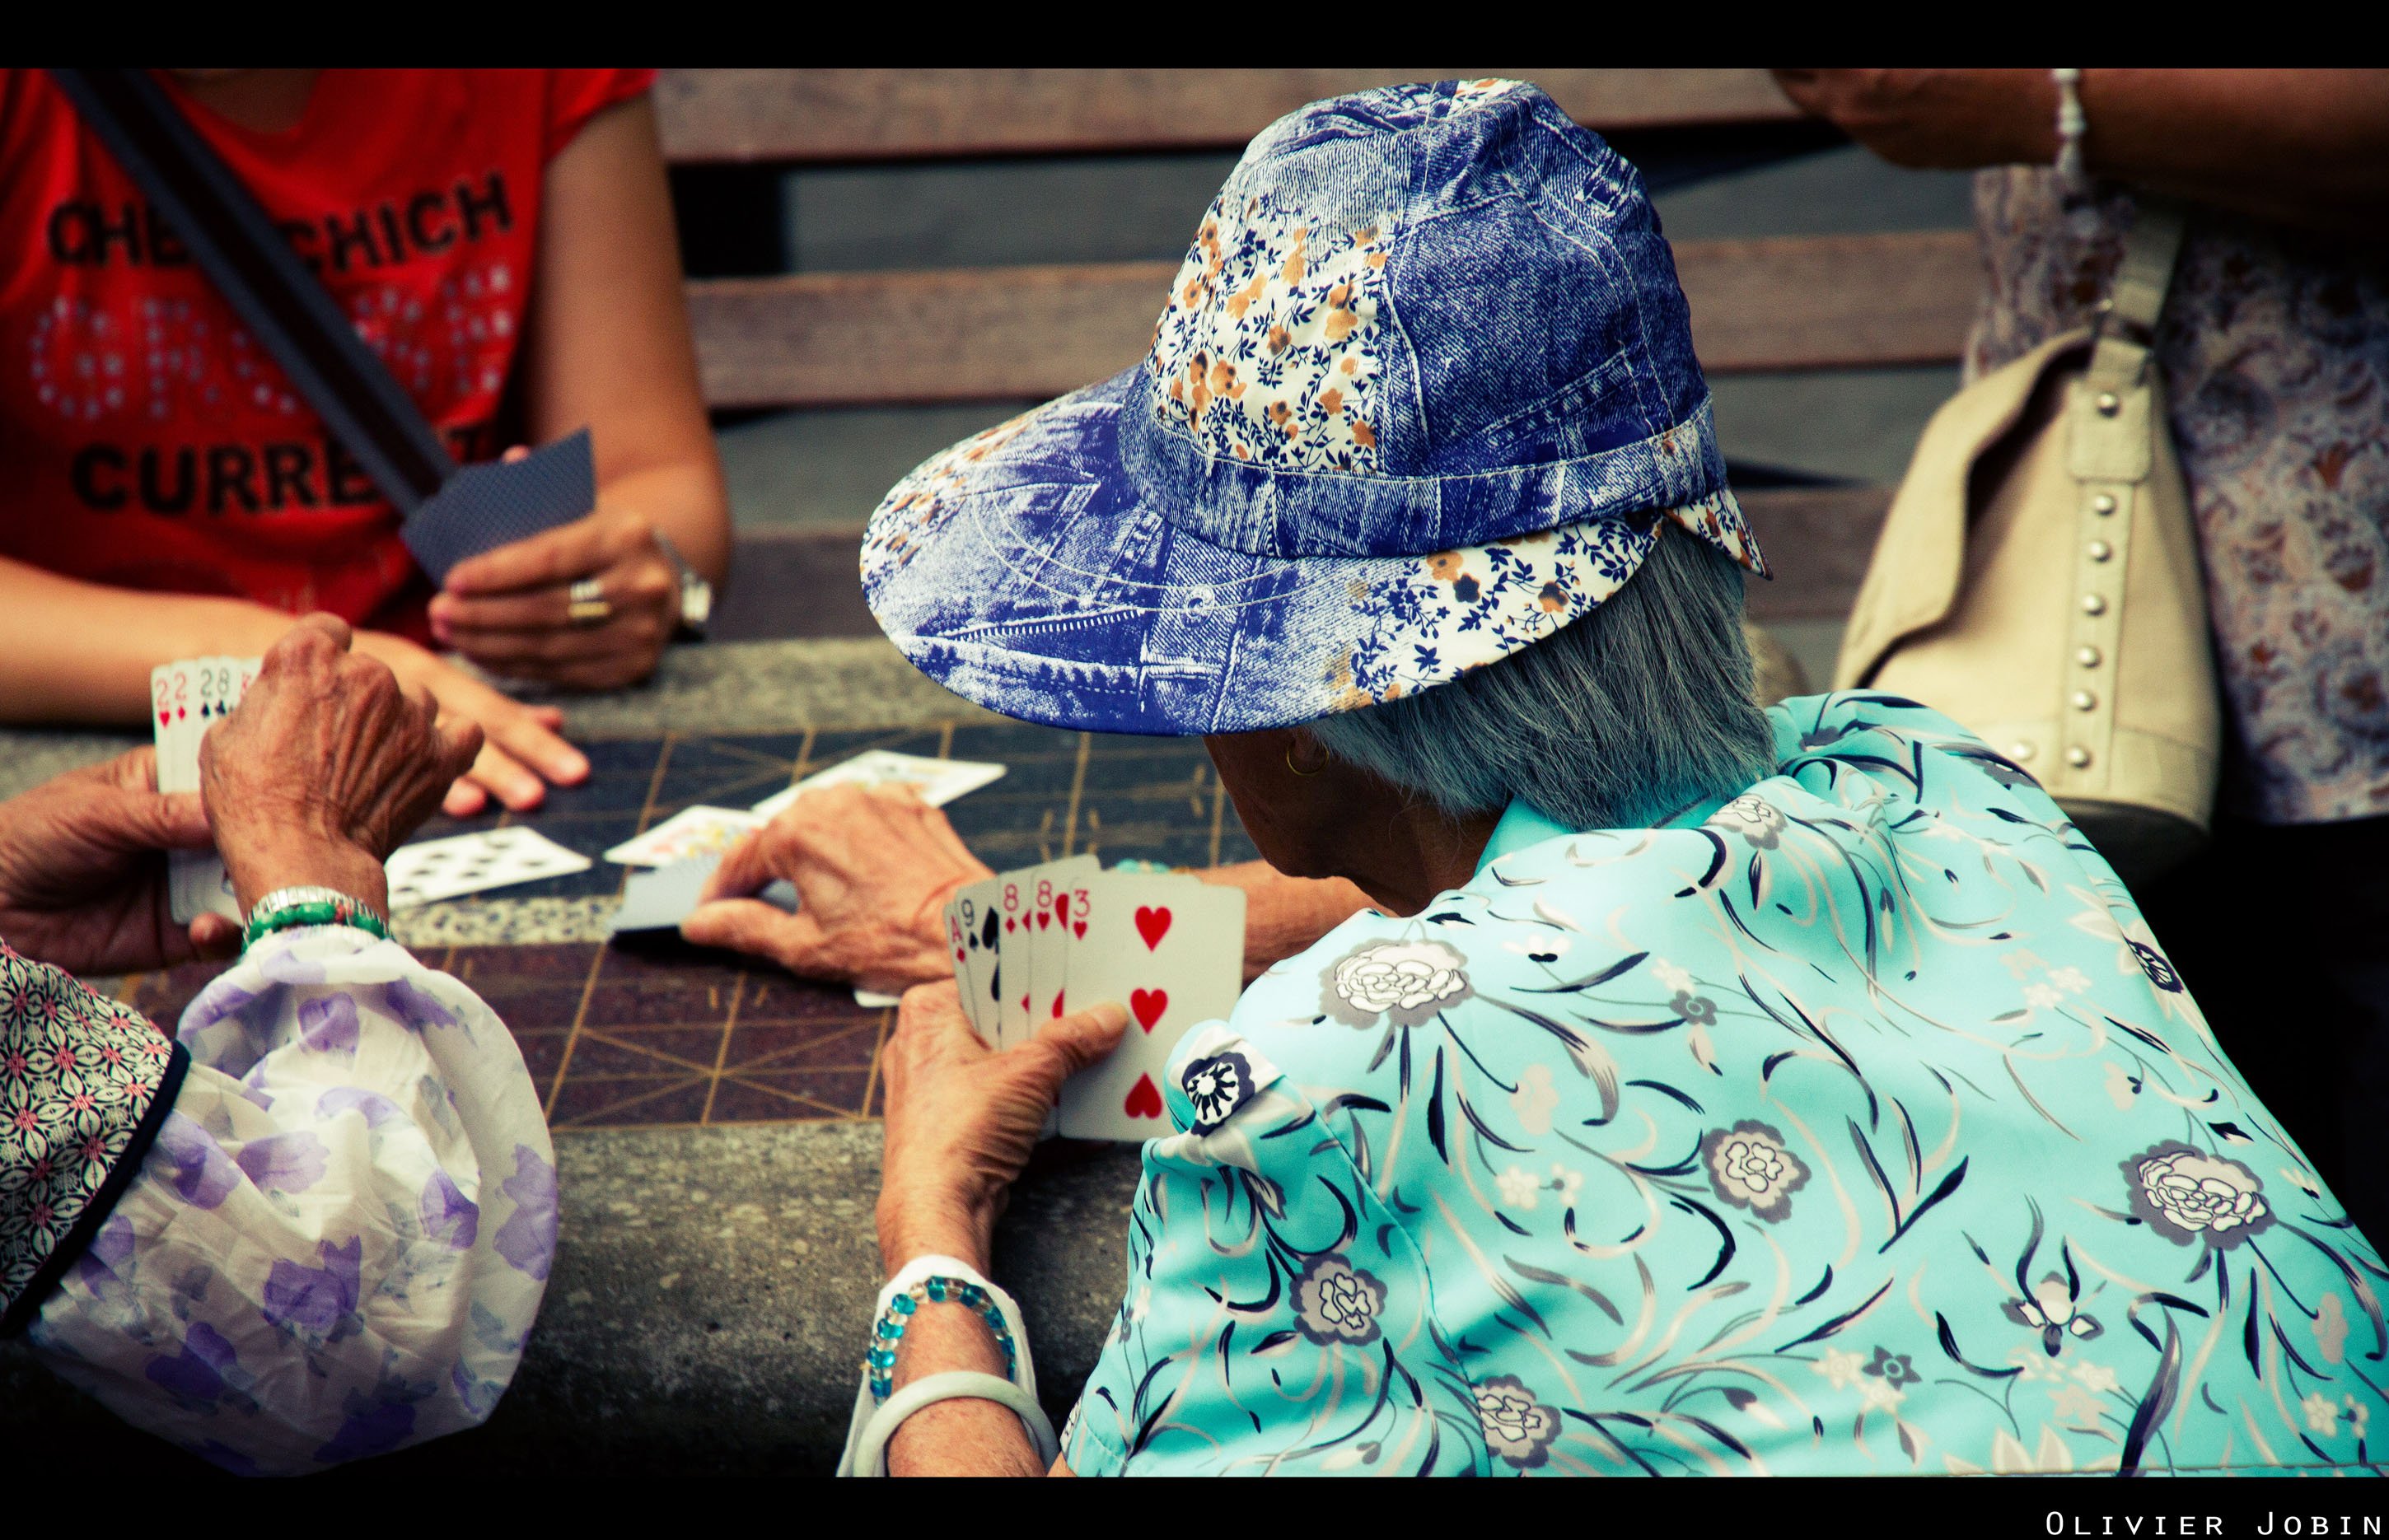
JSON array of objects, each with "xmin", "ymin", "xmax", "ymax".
[{"xmin": 1286, "ymin": 744, "xmax": 1325, "ymax": 777}]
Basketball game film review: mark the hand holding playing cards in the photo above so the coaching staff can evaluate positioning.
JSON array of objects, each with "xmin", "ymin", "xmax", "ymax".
[
  {"xmin": 0, "ymin": 746, "xmax": 239, "ymax": 974},
  {"xmin": 682, "ymin": 784, "xmax": 992, "ymax": 996},
  {"xmin": 877, "ymin": 980, "xmax": 1129, "ymax": 1272},
  {"xmin": 203, "ymin": 615, "xmax": 484, "ymax": 916},
  {"xmin": 428, "ymin": 499, "xmax": 684, "ymax": 693}
]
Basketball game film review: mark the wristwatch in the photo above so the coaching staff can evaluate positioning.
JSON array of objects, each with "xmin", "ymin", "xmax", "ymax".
[{"xmin": 654, "ymin": 531, "xmax": 713, "ymax": 642}]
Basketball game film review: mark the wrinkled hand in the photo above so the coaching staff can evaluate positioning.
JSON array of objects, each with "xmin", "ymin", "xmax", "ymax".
[
  {"xmin": 429, "ymin": 496, "xmax": 682, "ymax": 693},
  {"xmin": 877, "ymin": 979, "xmax": 1128, "ymax": 1272},
  {"xmin": 203, "ymin": 614, "xmax": 484, "ymax": 915},
  {"xmin": 0, "ymin": 746, "xmax": 236, "ymax": 974},
  {"xmin": 681, "ymin": 784, "xmax": 993, "ymax": 996},
  {"xmin": 1772, "ymin": 68, "xmax": 2056, "ymax": 169},
  {"xmin": 356, "ymin": 632, "xmax": 589, "ymax": 817}
]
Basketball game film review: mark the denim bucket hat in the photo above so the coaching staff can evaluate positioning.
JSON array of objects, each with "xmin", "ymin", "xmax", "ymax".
[{"xmin": 862, "ymin": 77, "xmax": 1767, "ymax": 736}]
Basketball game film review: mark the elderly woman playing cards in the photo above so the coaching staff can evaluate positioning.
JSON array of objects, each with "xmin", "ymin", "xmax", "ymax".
[
  {"xmin": 834, "ymin": 82, "xmax": 2389, "ymax": 1477},
  {"xmin": 1, "ymin": 616, "xmax": 554, "ymax": 1473}
]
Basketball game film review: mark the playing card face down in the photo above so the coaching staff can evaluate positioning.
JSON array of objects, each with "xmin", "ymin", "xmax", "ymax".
[
  {"xmin": 401, "ymin": 428, "xmax": 595, "ymax": 583},
  {"xmin": 1055, "ymin": 874, "xmax": 1245, "ymax": 1141},
  {"xmin": 386, "ymin": 827, "xmax": 591, "ymax": 910},
  {"xmin": 750, "ymin": 750, "xmax": 1006, "ymax": 821},
  {"xmin": 605, "ymin": 806, "xmax": 760, "ymax": 868},
  {"xmin": 610, "ymin": 855, "xmax": 797, "ymax": 939}
]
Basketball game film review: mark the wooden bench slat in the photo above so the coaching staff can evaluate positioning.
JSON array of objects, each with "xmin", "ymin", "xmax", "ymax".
[
  {"xmin": 687, "ymin": 231, "xmax": 1981, "ymax": 409},
  {"xmin": 657, "ymin": 69, "xmax": 1802, "ymax": 164}
]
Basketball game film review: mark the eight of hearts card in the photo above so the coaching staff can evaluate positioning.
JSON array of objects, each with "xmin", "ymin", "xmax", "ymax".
[{"xmin": 1054, "ymin": 874, "xmax": 1245, "ymax": 1142}]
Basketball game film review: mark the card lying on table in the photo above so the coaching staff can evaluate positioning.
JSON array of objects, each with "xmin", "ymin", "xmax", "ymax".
[
  {"xmin": 610, "ymin": 855, "xmax": 797, "ymax": 937},
  {"xmin": 386, "ymin": 827, "xmax": 591, "ymax": 910},
  {"xmin": 605, "ymin": 805, "xmax": 760, "ymax": 867},
  {"xmin": 750, "ymin": 750, "xmax": 1005, "ymax": 822},
  {"xmin": 616, "ymin": 854, "xmax": 886, "ymax": 1006},
  {"xmin": 944, "ymin": 857, "xmax": 1244, "ymax": 1142}
]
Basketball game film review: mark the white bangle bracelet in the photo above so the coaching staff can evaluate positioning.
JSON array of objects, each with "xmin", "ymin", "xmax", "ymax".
[
  {"xmin": 840, "ymin": 1370, "xmax": 1060, "ymax": 1477},
  {"xmin": 835, "ymin": 1253, "xmax": 1051, "ymax": 1477}
]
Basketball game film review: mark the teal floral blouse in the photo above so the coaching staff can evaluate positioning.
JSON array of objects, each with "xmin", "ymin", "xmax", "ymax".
[{"xmin": 1059, "ymin": 693, "xmax": 2389, "ymax": 1477}]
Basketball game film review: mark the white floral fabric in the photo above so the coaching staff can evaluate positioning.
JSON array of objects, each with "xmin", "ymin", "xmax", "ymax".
[
  {"xmin": 1063, "ymin": 693, "xmax": 2389, "ymax": 1476},
  {"xmin": 1969, "ymin": 167, "xmax": 2389, "ymax": 824},
  {"xmin": 1150, "ymin": 193, "xmax": 1396, "ymax": 474},
  {"xmin": 21, "ymin": 926, "xmax": 553, "ymax": 1474}
]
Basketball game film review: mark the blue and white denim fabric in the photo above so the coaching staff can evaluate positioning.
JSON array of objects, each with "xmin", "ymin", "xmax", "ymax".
[
  {"xmin": 1060, "ymin": 694, "xmax": 2389, "ymax": 1476},
  {"xmin": 19, "ymin": 926, "xmax": 554, "ymax": 1475},
  {"xmin": 862, "ymin": 79, "xmax": 1768, "ymax": 736}
]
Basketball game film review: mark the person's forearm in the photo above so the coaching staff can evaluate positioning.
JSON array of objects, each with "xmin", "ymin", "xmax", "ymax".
[
  {"xmin": 881, "ymin": 1301, "xmax": 1051, "ymax": 1477},
  {"xmin": 1196, "ymin": 861, "xmax": 1373, "ymax": 981},
  {"xmin": 0, "ymin": 556, "xmax": 293, "ymax": 723},
  {"xmin": 597, "ymin": 459, "xmax": 730, "ymax": 587},
  {"xmin": 2077, "ymin": 70, "xmax": 2389, "ymax": 232}
]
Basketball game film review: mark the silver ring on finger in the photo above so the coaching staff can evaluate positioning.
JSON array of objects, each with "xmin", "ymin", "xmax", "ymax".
[{"xmin": 567, "ymin": 577, "xmax": 611, "ymax": 628}]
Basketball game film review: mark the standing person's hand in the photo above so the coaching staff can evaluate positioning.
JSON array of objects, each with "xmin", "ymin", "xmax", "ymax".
[
  {"xmin": 1772, "ymin": 69, "xmax": 2058, "ymax": 169},
  {"xmin": 427, "ymin": 499, "xmax": 685, "ymax": 693},
  {"xmin": 681, "ymin": 785, "xmax": 994, "ymax": 996},
  {"xmin": 355, "ymin": 632, "xmax": 589, "ymax": 817},
  {"xmin": 203, "ymin": 614, "xmax": 484, "ymax": 916},
  {"xmin": 0, "ymin": 747, "xmax": 237, "ymax": 974}
]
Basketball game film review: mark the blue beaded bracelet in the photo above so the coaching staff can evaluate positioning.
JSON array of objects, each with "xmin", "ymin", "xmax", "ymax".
[{"xmin": 864, "ymin": 1275, "xmax": 1019, "ymax": 1402}]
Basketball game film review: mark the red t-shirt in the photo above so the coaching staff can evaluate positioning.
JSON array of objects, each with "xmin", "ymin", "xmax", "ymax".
[{"xmin": 0, "ymin": 68, "xmax": 653, "ymax": 638}]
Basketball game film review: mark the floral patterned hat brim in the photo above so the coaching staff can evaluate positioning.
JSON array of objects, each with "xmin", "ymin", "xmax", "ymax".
[{"xmin": 860, "ymin": 368, "xmax": 1756, "ymax": 737}]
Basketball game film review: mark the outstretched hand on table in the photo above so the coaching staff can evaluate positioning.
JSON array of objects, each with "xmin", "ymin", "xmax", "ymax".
[{"xmin": 681, "ymin": 782, "xmax": 993, "ymax": 997}]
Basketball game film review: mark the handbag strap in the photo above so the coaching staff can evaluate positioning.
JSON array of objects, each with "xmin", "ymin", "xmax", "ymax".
[
  {"xmin": 2083, "ymin": 197, "xmax": 2186, "ymax": 390},
  {"xmin": 47, "ymin": 69, "xmax": 455, "ymax": 515}
]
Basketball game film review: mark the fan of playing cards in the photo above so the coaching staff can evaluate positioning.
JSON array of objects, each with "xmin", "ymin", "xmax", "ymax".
[
  {"xmin": 946, "ymin": 859, "xmax": 1245, "ymax": 1141},
  {"xmin": 152, "ymin": 656, "xmax": 592, "ymax": 924}
]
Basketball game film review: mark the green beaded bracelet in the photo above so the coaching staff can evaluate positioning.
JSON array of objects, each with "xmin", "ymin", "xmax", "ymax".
[{"xmin": 241, "ymin": 885, "xmax": 391, "ymax": 952}]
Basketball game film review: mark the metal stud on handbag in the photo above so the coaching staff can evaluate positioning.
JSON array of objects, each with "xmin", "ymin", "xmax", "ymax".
[{"xmin": 1833, "ymin": 201, "xmax": 2220, "ymax": 884}]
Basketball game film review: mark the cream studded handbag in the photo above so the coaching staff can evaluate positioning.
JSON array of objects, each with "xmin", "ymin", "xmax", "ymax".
[{"xmin": 1832, "ymin": 202, "xmax": 2220, "ymax": 883}]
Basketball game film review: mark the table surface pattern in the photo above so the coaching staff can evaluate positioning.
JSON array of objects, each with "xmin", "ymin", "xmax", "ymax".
[{"xmin": 112, "ymin": 721, "xmax": 1259, "ymax": 1131}]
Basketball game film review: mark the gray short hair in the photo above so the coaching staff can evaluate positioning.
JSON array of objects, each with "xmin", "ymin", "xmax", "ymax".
[{"xmin": 1304, "ymin": 527, "xmax": 1774, "ymax": 830}]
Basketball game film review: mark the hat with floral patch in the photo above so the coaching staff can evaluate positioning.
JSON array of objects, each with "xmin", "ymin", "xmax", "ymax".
[{"xmin": 861, "ymin": 77, "xmax": 1765, "ymax": 736}]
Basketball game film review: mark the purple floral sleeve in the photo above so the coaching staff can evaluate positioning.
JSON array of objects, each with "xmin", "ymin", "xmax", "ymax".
[{"xmin": 21, "ymin": 925, "xmax": 553, "ymax": 1474}]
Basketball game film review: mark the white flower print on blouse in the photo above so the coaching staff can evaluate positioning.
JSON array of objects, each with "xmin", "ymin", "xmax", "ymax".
[
  {"xmin": 1293, "ymin": 1253, "xmax": 1386, "ymax": 1346},
  {"xmin": 1321, "ymin": 938, "xmax": 1472, "ymax": 1027},
  {"xmin": 1496, "ymin": 1165, "xmax": 1540, "ymax": 1210},
  {"xmin": 1474, "ymin": 1375, "xmax": 1559, "ymax": 1469},
  {"xmin": 1699, "ymin": 1120, "xmax": 1809, "ymax": 1220},
  {"xmin": 1709, "ymin": 794, "xmax": 1786, "ymax": 849},
  {"xmin": 2125, "ymin": 1143, "xmax": 2274, "ymax": 1249}
]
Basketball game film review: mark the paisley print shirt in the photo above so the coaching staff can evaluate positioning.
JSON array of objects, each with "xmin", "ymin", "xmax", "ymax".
[
  {"xmin": 12, "ymin": 925, "xmax": 554, "ymax": 1475},
  {"xmin": 1968, "ymin": 167, "xmax": 2389, "ymax": 826},
  {"xmin": 1061, "ymin": 693, "xmax": 2389, "ymax": 1476}
]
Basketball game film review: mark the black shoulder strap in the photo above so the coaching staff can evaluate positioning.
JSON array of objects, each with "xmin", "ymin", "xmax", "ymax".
[{"xmin": 48, "ymin": 68, "xmax": 454, "ymax": 513}]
